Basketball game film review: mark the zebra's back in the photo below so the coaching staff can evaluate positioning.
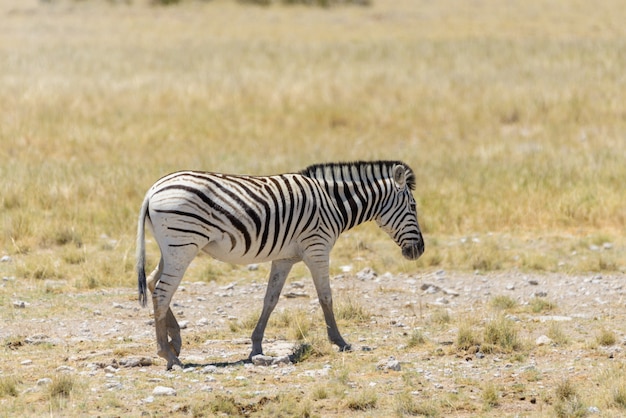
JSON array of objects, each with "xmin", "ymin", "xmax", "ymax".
[{"xmin": 146, "ymin": 170, "xmax": 331, "ymax": 264}]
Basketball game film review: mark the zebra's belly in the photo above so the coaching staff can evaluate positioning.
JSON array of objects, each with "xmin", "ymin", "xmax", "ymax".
[{"xmin": 201, "ymin": 240, "xmax": 300, "ymax": 265}]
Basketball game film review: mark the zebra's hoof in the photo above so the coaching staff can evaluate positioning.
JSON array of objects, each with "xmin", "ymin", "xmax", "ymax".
[
  {"xmin": 338, "ymin": 343, "xmax": 352, "ymax": 352},
  {"xmin": 165, "ymin": 357, "xmax": 183, "ymax": 370}
]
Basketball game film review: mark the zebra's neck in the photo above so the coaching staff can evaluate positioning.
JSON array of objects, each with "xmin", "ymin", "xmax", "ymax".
[{"xmin": 300, "ymin": 161, "xmax": 400, "ymax": 232}]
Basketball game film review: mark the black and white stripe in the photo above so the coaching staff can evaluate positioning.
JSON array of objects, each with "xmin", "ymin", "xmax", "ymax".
[{"xmin": 136, "ymin": 160, "xmax": 424, "ymax": 369}]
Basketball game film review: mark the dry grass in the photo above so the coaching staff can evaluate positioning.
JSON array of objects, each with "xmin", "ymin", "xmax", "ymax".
[
  {"xmin": 1, "ymin": 0, "xmax": 626, "ymax": 416},
  {"xmin": 1, "ymin": 0, "xmax": 625, "ymax": 283}
]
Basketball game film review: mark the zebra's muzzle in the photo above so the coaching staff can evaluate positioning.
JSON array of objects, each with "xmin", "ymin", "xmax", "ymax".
[{"xmin": 402, "ymin": 240, "xmax": 424, "ymax": 260}]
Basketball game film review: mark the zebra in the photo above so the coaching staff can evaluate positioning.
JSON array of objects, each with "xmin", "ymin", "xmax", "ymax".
[{"xmin": 136, "ymin": 160, "xmax": 425, "ymax": 369}]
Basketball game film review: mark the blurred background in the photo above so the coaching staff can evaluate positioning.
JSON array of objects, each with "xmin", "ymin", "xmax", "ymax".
[{"xmin": 1, "ymin": 0, "xmax": 625, "ymax": 286}]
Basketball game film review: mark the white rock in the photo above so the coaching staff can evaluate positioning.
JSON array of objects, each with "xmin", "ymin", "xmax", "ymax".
[
  {"xmin": 251, "ymin": 355, "xmax": 274, "ymax": 366},
  {"xmin": 153, "ymin": 386, "xmax": 177, "ymax": 396},
  {"xmin": 197, "ymin": 318, "xmax": 209, "ymax": 326},
  {"xmin": 21, "ymin": 360, "xmax": 33, "ymax": 365},
  {"xmin": 104, "ymin": 365, "xmax": 118, "ymax": 373},
  {"xmin": 536, "ymin": 335, "xmax": 553, "ymax": 346},
  {"xmin": 37, "ymin": 378, "xmax": 52, "ymax": 386},
  {"xmin": 1, "ymin": 255, "xmax": 12, "ymax": 263},
  {"xmin": 272, "ymin": 355, "xmax": 292, "ymax": 366},
  {"xmin": 538, "ymin": 316, "xmax": 572, "ymax": 322}
]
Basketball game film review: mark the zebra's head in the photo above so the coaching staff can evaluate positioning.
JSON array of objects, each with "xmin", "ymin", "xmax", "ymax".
[{"xmin": 376, "ymin": 163, "xmax": 425, "ymax": 260}]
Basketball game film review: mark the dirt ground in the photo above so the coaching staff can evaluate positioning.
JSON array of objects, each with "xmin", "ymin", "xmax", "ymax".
[{"xmin": 1, "ymin": 265, "xmax": 625, "ymax": 416}]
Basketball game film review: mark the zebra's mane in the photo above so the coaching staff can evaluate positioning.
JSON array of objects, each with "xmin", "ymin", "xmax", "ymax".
[{"xmin": 299, "ymin": 160, "xmax": 415, "ymax": 191}]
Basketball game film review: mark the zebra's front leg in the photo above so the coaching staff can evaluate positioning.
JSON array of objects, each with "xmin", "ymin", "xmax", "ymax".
[
  {"xmin": 250, "ymin": 259, "xmax": 294, "ymax": 358},
  {"xmin": 304, "ymin": 255, "xmax": 351, "ymax": 352}
]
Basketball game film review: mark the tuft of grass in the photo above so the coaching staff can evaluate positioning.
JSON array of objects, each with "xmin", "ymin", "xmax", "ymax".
[
  {"xmin": 311, "ymin": 385, "xmax": 328, "ymax": 400},
  {"xmin": 547, "ymin": 322, "xmax": 570, "ymax": 346},
  {"xmin": 490, "ymin": 295, "xmax": 518, "ymax": 310},
  {"xmin": 611, "ymin": 384, "xmax": 626, "ymax": 409},
  {"xmin": 49, "ymin": 374, "xmax": 76, "ymax": 399},
  {"xmin": 346, "ymin": 388, "xmax": 378, "ymax": 411},
  {"xmin": 429, "ymin": 308, "xmax": 451, "ymax": 325},
  {"xmin": 483, "ymin": 315, "xmax": 523, "ymax": 353},
  {"xmin": 553, "ymin": 379, "xmax": 587, "ymax": 418},
  {"xmin": 597, "ymin": 328, "xmax": 617, "ymax": 346},
  {"xmin": 0, "ymin": 376, "xmax": 19, "ymax": 397},
  {"xmin": 335, "ymin": 297, "xmax": 371, "ymax": 322},
  {"xmin": 407, "ymin": 329, "xmax": 427, "ymax": 348},
  {"xmin": 528, "ymin": 297, "xmax": 557, "ymax": 313},
  {"xmin": 394, "ymin": 392, "xmax": 440, "ymax": 417},
  {"xmin": 456, "ymin": 321, "xmax": 481, "ymax": 351},
  {"xmin": 482, "ymin": 382, "xmax": 500, "ymax": 410}
]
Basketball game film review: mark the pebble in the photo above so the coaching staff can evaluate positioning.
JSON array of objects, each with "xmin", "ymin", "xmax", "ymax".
[
  {"xmin": 377, "ymin": 357, "xmax": 401, "ymax": 371},
  {"xmin": 356, "ymin": 267, "xmax": 377, "ymax": 281},
  {"xmin": 153, "ymin": 386, "xmax": 177, "ymax": 396},
  {"xmin": 1, "ymin": 255, "xmax": 12, "ymax": 263},
  {"xmin": 201, "ymin": 365, "xmax": 218, "ymax": 374},
  {"xmin": 197, "ymin": 318, "xmax": 209, "ymax": 326}
]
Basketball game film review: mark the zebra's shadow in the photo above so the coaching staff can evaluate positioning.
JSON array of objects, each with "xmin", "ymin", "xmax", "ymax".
[
  {"xmin": 180, "ymin": 343, "xmax": 313, "ymax": 369},
  {"xmin": 182, "ymin": 358, "xmax": 250, "ymax": 369}
]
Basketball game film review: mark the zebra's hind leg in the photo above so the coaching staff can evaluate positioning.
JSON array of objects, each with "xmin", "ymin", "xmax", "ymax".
[
  {"xmin": 151, "ymin": 248, "xmax": 197, "ymax": 370},
  {"xmin": 147, "ymin": 260, "xmax": 182, "ymax": 357},
  {"xmin": 250, "ymin": 259, "xmax": 295, "ymax": 358},
  {"xmin": 304, "ymin": 255, "xmax": 351, "ymax": 352}
]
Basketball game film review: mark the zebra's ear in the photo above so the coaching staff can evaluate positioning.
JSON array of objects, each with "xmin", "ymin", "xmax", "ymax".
[{"xmin": 392, "ymin": 164, "xmax": 406, "ymax": 189}]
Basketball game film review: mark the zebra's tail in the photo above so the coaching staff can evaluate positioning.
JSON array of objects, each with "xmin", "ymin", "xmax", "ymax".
[{"xmin": 136, "ymin": 194, "xmax": 150, "ymax": 308}]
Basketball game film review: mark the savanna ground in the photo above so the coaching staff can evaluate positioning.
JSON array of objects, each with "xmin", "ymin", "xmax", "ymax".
[{"xmin": 1, "ymin": 0, "xmax": 625, "ymax": 416}]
